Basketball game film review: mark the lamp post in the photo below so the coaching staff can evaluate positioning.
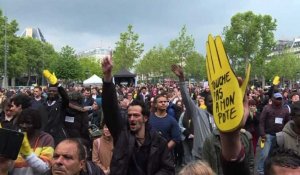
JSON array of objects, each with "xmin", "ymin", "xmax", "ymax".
[
  {"xmin": 2, "ymin": 16, "xmax": 8, "ymax": 89},
  {"xmin": 296, "ymin": 72, "xmax": 300, "ymax": 88}
]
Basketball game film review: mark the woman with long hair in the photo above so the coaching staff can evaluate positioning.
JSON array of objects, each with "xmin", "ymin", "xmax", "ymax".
[{"xmin": 92, "ymin": 124, "xmax": 113, "ymax": 175}]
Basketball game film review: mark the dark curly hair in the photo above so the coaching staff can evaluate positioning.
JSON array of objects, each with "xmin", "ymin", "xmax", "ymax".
[
  {"xmin": 264, "ymin": 148, "xmax": 300, "ymax": 175},
  {"xmin": 17, "ymin": 108, "xmax": 41, "ymax": 129},
  {"xmin": 129, "ymin": 99, "xmax": 150, "ymax": 117},
  {"xmin": 10, "ymin": 94, "xmax": 32, "ymax": 109}
]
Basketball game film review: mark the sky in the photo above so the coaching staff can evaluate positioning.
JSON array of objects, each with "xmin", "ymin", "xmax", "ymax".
[{"xmin": 1, "ymin": 0, "xmax": 299, "ymax": 55}]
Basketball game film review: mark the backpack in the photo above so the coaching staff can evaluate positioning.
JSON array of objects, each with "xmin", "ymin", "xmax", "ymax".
[{"xmin": 276, "ymin": 131, "xmax": 285, "ymax": 147}]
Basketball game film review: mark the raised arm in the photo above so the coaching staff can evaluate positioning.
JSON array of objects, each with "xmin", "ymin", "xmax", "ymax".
[
  {"xmin": 171, "ymin": 65, "xmax": 212, "ymax": 133},
  {"xmin": 43, "ymin": 70, "xmax": 69, "ymax": 108},
  {"xmin": 101, "ymin": 54, "xmax": 123, "ymax": 142},
  {"xmin": 18, "ymin": 133, "xmax": 54, "ymax": 173},
  {"xmin": 58, "ymin": 85, "xmax": 69, "ymax": 109},
  {"xmin": 206, "ymin": 35, "xmax": 251, "ymax": 175}
]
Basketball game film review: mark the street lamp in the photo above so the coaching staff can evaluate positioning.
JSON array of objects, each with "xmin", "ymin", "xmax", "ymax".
[{"xmin": 2, "ymin": 16, "xmax": 8, "ymax": 89}]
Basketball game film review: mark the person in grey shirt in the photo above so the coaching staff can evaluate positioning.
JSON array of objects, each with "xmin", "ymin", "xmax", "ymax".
[{"xmin": 171, "ymin": 64, "xmax": 215, "ymax": 159}]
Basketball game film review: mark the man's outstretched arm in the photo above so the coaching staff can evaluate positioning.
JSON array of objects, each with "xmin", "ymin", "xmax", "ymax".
[{"xmin": 101, "ymin": 54, "xmax": 123, "ymax": 143}]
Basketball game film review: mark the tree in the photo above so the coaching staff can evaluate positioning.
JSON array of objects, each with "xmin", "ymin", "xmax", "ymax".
[
  {"xmin": 168, "ymin": 25, "xmax": 195, "ymax": 66},
  {"xmin": 53, "ymin": 46, "xmax": 82, "ymax": 82},
  {"xmin": 78, "ymin": 57, "xmax": 102, "ymax": 80},
  {"xmin": 184, "ymin": 51, "xmax": 206, "ymax": 81},
  {"xmin": 18, "ymin": 38, "xmax": 43, "ymax": 85},
  {"xmin": 0, "ymin": 10, "xmax": 19, "ymax": 85},
  {"xmin": 136, "ymin": 26, "xmax": 201, "ymax": 82},
  {"xmin": 223, "ymin": 11, "xmax": 277, "ymax": 78},
  {"xmin": 10, "ymin": 36, "xmax": 58, "ymax": 86},
  {"xmin": 135, "ymin": 45, "xmax": 170, "ymax": 83},
  {"xmin": 0, "ymin": 10, "xmax": 59, "ymax": 86},
  {"xmin": 265, "ymin": 53, "xmax": 300, "ymax": 88},
  {"xmin": 113, "ymin": 25, "xmax": 144, "ymax": 74}
]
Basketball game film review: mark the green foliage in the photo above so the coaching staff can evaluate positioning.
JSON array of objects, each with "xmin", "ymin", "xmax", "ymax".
[
  {"xmin": 168, "ymin": 26, "xmax": 195, "ymax": 65},
  {"xmin": 17, "ymin": 38, "xmax": 41, "ymax": 84},
  {"xmin": 114, "ymin": 25, "xmax": 144, "ymax": 74},
  {"xmin": 0, "ymin": 10, "xmax": 20, "ymax": 77},
  {"xmin": 0, "ymin": 10, "xmax": 59, "ymax": 86},
  {"xmin": 78, "ymin": 56, "xmax": 102, "ymax": 80},
  {"xmin": 265, "ymin": 53, "xmax": 300, "ymax": 81},
  {"xmin": 53, "ymin": 46, "xmax": 82, "ymax": 81},
  {"xmin": 223, "ymin": 11, "xmax": 277, "ymax": 77},
  {"xmin": 184, "ymin": 51, "xmax": 206, "ymax": 81},
  {"xmin": 136, "ymin": 26, "xmax": 205, "ymax": 82},
  {"xmin": 42, "ymin": 42, "xmax": 59, "ymax": 72},
  {"xmin": 11, "ymin": 36, "xmax": 57, "ymax": 85},
  {"xmin": 136, "ymin": 45, "xmax": 172, "ymax": 77}
]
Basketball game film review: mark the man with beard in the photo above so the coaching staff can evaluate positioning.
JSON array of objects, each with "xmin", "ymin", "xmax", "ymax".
[
  {"xmin": 42, "ymin": 70, "xmax": 69, "ymax": 145},
  {"xmin": 256, "ymin": 92, "xmax": 290, "ymax": 175},
  {"xmin": 101, "ymin": 54, "xmax": 175, "ymax": 175}
]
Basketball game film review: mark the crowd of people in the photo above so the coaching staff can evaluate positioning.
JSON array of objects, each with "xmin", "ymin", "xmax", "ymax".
[{"xmin": 0, "ymin": 54, "xmax": 300, "ymax": 175}]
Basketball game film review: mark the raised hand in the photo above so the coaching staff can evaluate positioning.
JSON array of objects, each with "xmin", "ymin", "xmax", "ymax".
[
  {"xmin": 101, "ymin": 51, "xmax": 113, "ymax": 82},
  {"xmin": 43, "ymin": 70, "xmax": 58, "ymax": 85},
  {"xmin": 206, "ymin": 34, "xmax": 251, "ymax": 132},
  {"xmin": 272, "ymin": 76, "xmax": 280, "ymax": 86},
  {"xmin": 171, "ymin": 64, "xmax": 184, "ymax": 81}
]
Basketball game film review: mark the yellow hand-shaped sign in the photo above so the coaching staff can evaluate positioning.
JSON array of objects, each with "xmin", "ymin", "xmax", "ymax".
[
  {"xmin": 43, "ymin": 70, "xmax": 58, "ymax": 85},
  {"xmin": 206, "ymin": 34, "xmax": 251, "ymax": 132},
  {"xmin": 272, "ymin": 76, "xmax": 280, "ymax": 86}
]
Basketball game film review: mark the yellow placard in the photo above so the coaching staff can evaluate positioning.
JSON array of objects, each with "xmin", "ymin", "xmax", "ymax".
[
  {"xmin": 43, "ymin": 70, "xmax": 58, "ymax": 85},
  {"xmin": 272, "ymin": 76, "xmax": 280, "ymax": 85},
  {"xmin": 206, "ymin": 34, "xmax": 251, "ymax": 132}
]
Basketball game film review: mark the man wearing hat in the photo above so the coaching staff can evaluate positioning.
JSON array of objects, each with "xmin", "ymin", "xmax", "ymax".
[
  {"xmin": 256, "ymin": 92, "xmax": 290, "ymax": 174},
  {"xmin": 271, "ymin": 100, "xmax": 300, "ymax": 155}
]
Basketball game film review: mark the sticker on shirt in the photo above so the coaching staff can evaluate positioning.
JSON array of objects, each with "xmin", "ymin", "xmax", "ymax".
[
  {"xmin": 275, "ymin": 117, "xmax": 283, "ymax": 124},
  {"xmin": 65, "ymin": 116, "xmax": 75, "ymax": 123}
]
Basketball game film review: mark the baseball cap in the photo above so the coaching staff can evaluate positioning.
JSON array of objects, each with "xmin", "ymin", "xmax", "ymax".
[{"xmin": 273, "ymin": 92, "xmax": 283, "ymax": 99}]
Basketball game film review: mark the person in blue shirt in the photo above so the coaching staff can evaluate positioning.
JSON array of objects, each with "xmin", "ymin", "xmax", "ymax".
[{"xmin": 149, "ymin": 94, "xmax": 181, "ymax": 150}]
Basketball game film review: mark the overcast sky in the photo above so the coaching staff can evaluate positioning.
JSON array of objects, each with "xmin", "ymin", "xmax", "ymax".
[{"xmin": 1, "ymin": 0, "xmax": 299, "ymax": 55}]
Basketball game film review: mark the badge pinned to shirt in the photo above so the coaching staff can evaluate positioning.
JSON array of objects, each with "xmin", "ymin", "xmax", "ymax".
[
  {"xmin": 275, "ymin": 117, "xmax": 283, "ymax": 124},
  {"xmin": 65, "ymin": 116, "xmax": 75, "ymax": 123}
]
